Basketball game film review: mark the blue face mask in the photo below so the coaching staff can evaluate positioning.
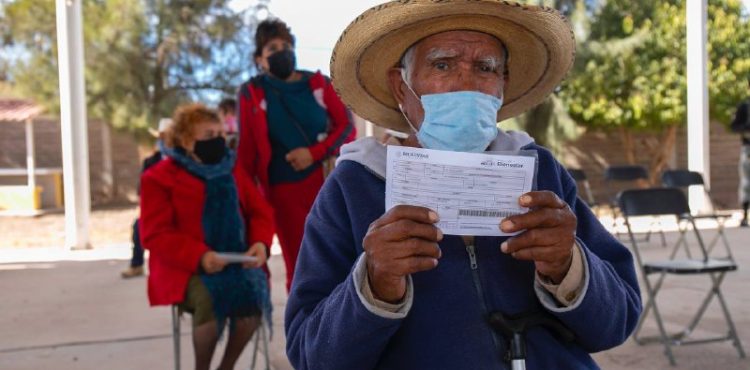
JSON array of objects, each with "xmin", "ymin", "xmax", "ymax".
[{"xmin": 401, "ymin": 83, "xmax": 503, "ymax": 153}]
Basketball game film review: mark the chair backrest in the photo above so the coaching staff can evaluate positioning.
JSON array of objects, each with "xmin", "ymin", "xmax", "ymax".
[
  {"xmin": 605, "ymin": 165, "xmax": 649, "ymax": 182},
  {"xmin": 567, "ymin": 168, "xmax": 587, "ymax": 182},
  {"xmin": 618, "ymin": 188, "xmax": 690, "ymax": 217},
  {"xmin": 661, "ymin": 169, "xmax": 705, "ymax": 188},
  {"xmin": 567, "ymin": 168, "xmax": 597, "ymax": 207},
  {"xmin": 660, "ymin": 169, "xmax": 720, "ymax": 213},
  {"xmin": 619, "ymin": 188, "xmax": 709, "ymax": 262}
]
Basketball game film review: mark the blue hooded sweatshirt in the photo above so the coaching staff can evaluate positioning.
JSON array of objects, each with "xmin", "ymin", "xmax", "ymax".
[{"xmin": 285, "ymin": 132, "xmax": 642, "ymax": 370}]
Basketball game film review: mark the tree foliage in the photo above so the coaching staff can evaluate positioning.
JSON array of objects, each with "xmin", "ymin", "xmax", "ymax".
[
  {"xmin": 0, "ymin": 0, "xmax": 267, "ymax": 138},
  {"xmin": 560, "ymin": 0, "xmax": 750, "ymax": 182},
  {"xmin": 502, "ymin": 0, "xmax": 592, "ymax": 155},
  {"xmin": 564, "ymin": 0, "xmax": 750, "ymax": 131}
]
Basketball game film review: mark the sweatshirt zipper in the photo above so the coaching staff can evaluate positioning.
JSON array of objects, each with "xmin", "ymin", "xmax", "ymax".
[
  {"xmin": 465, "ymin": 243, "xmax": 505, "ymax": 367},
  {"xmin": 465, "ymin": 244, "xmax": 486, "ymax": 313}
]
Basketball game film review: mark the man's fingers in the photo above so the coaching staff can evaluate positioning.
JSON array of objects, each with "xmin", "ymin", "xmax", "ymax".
[
  {"xmin": 518, "ymin": 191, "xmax": 567, "ymax": 209},
  {"xmin": 501, "ymin": 229, "xmax": 559, "ymax": 253},
  {"xmin": 368, "ymin": 237, "xmax": 441, "ymax": 261},
  {"xmin": 506, "ymin": 245, "xmax": 567, "ymax": 263},
  {"xmin": 394, "ymin": 256, "xmax": 439, "ymax": 275},
  {"xmin": 397, "ymin": 239, "xmax": 441, "ymax": 259},
  {"xmin": 369, "ymin": 205, "xmax": 439, "ymax": 231},
  {"xmin": 501, "ymin": 207, "xmax": 570, "ymax": 232},
  {"xmin": 377, "ymin": 219, "xmax": 443, "ymax": 242}
]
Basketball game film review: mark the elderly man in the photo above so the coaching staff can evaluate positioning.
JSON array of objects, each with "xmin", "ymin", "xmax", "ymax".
[{"xmin": 285, "ymin": 1, "xmax": 641, "ymax": 369}]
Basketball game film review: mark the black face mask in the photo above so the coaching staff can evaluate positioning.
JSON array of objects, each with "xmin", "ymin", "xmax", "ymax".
[
  {"xmin": 193, "ymin": 136, "xmax": 227, "ymax": 164},
  {"xmin": 267, "ymin": 49, "xmax": 296, "ymax": 80}
]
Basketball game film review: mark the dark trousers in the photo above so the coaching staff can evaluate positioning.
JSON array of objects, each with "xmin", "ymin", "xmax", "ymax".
[{"xmin": 131, "ymin": 219, "xmax": 145, "ymax": 267}]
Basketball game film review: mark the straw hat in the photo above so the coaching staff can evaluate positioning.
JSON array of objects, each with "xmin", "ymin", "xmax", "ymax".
[{"xmin": 330, "ymin": 0, "xmax": 576, "ymax": 132}]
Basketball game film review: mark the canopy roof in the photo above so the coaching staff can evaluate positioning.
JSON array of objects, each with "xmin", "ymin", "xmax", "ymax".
[{"xmin": 0, "ymin": 99, "xmax": 43, "ymax": 122}]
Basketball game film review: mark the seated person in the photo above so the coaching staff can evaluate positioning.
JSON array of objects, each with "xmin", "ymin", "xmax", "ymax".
[{"xmin": 140, "ymin": 103, "xmax": 274, "ymax": 370}]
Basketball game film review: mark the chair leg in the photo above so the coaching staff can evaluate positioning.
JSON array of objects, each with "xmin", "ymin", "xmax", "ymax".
[
  {"xmin": 632, "ymin": 302, "xmax": 651, "ymax": 343},
  {"xmin": 172, "ymin": 305, "xmax": 181, "ymax": 370},
  {"xmin": 680, "ymin": 273, "xmax": 726, "ymax": 338},
  {"xmin": 250, "ymin": 324, "xmax": 260, "ymax": 369},
  {"xmin": 710, "ymin": 220, "xmax": 736, "ymax": 262},
  {"xmin": 632, "ymin": 273, "xmax": 676, "ymax": 365},
  {"xmin": 644, "ymin": 218, "xmax": 667, "ymax": 247},
  {"xmin": 611, "ymin": 205, "xmax": 621, "ymax": 237},
  {"xmin": 249, "ymin": 321, "xmax": 271, "ymax": 370},
  {"xmin": 658, "ymin": 227, "xmax": 667, "ymax": 248},
  {"xmin": 718, "ymin": 231, "xmax": 736, "ymax": 262},
  {"xmin": 710, "ymin": 274, "xmax": 747, "ymax": 359},
  {"xmin": 648, "ymin": 288, "xmax": 677, "ymax": 365},
  {"xmin": 671, "ymin": 222, "xmax": 692, "ymax": 259},
  {"xmin": 262, "ymin": 322, "xmax": 271, "ymax": 370},
  {"xmin": 633, "ymin": 272, "xmax": 667, "ymax": 343}
]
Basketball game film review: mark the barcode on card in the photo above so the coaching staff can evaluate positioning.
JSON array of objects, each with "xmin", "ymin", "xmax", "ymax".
[{"xmin": 458, "ymin": 209, "xmax": 519, "ymax": 218}]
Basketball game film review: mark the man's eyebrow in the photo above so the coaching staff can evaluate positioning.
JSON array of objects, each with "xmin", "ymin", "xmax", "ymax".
[{"xmin": 425, "ymin": 48, "xmax": 458, "ymax": 61}]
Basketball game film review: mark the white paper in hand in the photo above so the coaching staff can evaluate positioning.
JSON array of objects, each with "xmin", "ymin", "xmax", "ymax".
[
  {"xmin": 215, "ymin": 253, "xmax": 258, "ymax": 264},
  {"xmin": 385, "ymin": 146, "xmax": 535, "ymax": 236}
]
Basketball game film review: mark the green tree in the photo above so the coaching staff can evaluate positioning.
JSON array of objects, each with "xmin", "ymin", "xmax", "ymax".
[
  {"xmin": 504, "ymin": 0, "xmax": 593, "ymax": 155},
  {"xmin": 562, "ymin": 0, "xmax": 750, "ymax": 183},
  {"xmin": 0, "ymin": 0, "xmax": 267, "ymax": 138}
]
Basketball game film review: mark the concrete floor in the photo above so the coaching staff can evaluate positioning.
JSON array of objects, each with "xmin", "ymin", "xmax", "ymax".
[{"xmin": 0, "ymin": 223, "xmax": 748, "ymax": 369}]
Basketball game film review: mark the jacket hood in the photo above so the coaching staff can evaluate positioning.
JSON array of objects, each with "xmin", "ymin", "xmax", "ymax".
[{"xmin": 337, "ymin": 129, "xmax": 535, "ymax": 180}]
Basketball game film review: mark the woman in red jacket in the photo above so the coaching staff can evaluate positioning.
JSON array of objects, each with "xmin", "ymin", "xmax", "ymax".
[
  {"xmin": 140, "ymin": 103, "xmax": 274, "ymax": 370},
  {"xmin": 237, "ymin": 19, "xmax": 355, "ymax": 291}
]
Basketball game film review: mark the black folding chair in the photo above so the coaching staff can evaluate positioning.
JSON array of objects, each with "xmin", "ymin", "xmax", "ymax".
[
  {"xmin": 619, "ymin": 188, "xmax": 745, "ymax": 366},
  {"xmin": 171, "ymin": 306, "xmax": 271, "ymax": 370},
  {"xmin": 605, "ymin": 165, "xmax": 666, "ymax": 246},
  {"xmin": 567, "ymin": 168, "xmax": 598, "ymax": 213},
  {"xmin": 661, "ymin": 169, "xmax": 736, "ymax": 261}
]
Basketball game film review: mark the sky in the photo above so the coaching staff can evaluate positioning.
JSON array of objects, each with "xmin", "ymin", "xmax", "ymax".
[
  {"xmin": 231, "ymin": 0, "xmax": 392, "ymax": 75},
  {"xmin": 232, "ymin": 0, "xmax": 750, "ymax": 76}
]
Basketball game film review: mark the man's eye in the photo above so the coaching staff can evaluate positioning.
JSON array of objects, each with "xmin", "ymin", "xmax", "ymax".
[
  {"xmin": 434, "ymin": 62, "xmax": 449, "ymax": 70},
  {"xmin": 479, "ymin": 64, "xmax": 497, "ymax": 73}
]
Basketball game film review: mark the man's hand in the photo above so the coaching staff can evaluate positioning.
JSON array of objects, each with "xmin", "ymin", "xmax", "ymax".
[
  {"xmin": 286, "ymin": 147, "xmax": 314, "ymax": 171},
  {"xmin": 201, "ymin": 251, "xmax": 228, "ymax": 274},
  {"xmin": 243, "ymin": 242, "xmax": 268, "ymax": 269},
  {"xmin": 499, "ymin": 191, "xmax": 577, "ymax": 284},
  {"xmin": 363, "ymin": 205, "xmax": 443, "ymax": 303}
]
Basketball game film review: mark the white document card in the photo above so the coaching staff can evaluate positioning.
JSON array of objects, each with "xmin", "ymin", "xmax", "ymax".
[{"xmin": 385, "ymin": 146, "xmax": 535, "ymax": 236}]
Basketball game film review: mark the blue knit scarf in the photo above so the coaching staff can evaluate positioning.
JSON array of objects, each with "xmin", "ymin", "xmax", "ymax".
[{"xmin": 161, "ymin": 143, "xmax": 272, "ymax": 332}]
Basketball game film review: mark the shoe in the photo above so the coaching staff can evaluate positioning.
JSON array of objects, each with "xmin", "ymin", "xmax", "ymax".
[
  {"xmin": 121, "ymin": 266, "xmax": 144, "ymax": 279},
  {"xmin": 741, "ymin": 219, "xmax": 749, "ymax": 228}
]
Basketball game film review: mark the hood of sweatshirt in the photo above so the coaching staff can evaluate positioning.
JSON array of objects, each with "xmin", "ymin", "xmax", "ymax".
[{"xmin": 336, "ymin": 129, "xmax": 535, "ymax": 179}]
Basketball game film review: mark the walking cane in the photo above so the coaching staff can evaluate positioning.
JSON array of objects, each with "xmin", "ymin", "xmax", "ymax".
[{"xmin": 488, "ymin": 310, "xmax": 575, "ymax": 370}]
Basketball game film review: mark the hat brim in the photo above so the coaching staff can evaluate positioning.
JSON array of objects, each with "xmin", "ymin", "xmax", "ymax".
[{"xmin": 330, "ymin": 0, "xmax": 575, "ymax": 132}]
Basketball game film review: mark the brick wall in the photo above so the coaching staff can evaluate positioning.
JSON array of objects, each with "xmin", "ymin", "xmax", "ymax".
[
  {"xmin": 559, "ymin": 121, "xmax": 743, "ymax": 209},
  {"xmin": 0, "ymin": 117, "xmax": 141, "ymax": 206}
]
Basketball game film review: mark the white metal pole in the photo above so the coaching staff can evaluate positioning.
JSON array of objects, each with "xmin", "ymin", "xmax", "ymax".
[
  {"xmin": 56, "ymin": 0, "xmax": 91, "ymax": 250},
  {"xmin": 25, "ymin": 119, "xmax": 36, "ymax": 194},
  {"xmin": 686, "ymin": 0, "xmax": 710, "ymax": 213},
  {"xmin": 101, "ymin": 122, "xmax": 114, "ymax": 199}
]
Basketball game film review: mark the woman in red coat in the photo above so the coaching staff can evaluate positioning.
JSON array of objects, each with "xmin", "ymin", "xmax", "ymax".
[
  {"xmin": 140, "ymin": 103, "xmax": 274, "ymax": 370},
  {"xmin": 237, "ymin": 19, "xmax": 355, "ymax": 292}
]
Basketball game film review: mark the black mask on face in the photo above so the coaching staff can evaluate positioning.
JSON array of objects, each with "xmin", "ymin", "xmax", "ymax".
[
  {"xmin": 193, "ymin": 136, "xmax": 227, "ymax": 164},
  {"xmin": 267, "ymin": 49, "xmax": 296, "ymax": 80}
]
